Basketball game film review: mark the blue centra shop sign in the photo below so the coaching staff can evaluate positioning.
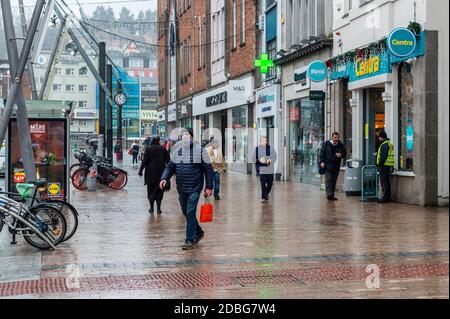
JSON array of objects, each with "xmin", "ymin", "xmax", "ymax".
[
  {"xmin": 330, "ymin": 31, "xmax": 425, "ymax": 83},
  {"xmin": 388, "ymin": 28, "xmax": 417, "ymax": 57}
]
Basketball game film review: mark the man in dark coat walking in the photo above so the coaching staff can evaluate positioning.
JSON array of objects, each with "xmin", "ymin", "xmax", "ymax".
[
  {"xmin": 139, "ymin": 136, "xmax": 170, "ymax": 214},
  {"xmin": 320, "ymin": 132, "xmax": 347, "ymax": 201},
  {"xmin": 160, "ymin": 128, "xmax": 214, "ymax": 250}
]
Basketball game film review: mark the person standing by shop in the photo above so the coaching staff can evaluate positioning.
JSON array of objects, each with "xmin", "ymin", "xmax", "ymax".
[
  {"xmin": 376, "ymin": 131, "xmax": 395, "ymax": 203},
  {"xmin": 130, "ymin": 140, "xmax": 140, "ymax": 168},
  {"xmin": 205, "ymin": 138, "xmax": 225, "ymax": 200},
  {"xmin": 114, "ymin": 141, "xmax": 122, "ymax": 162},
  {"xmin": 320, "ymin": 132, "xmax": 347, "ymax": 201},
  {"xmin": 253, "ymin": 136, "xmax": 277, "ymax": 203},
  {"xmin": 160, "ymin": 128, "xmax": 214, "ymax": 250},
  {"xmin": 139, "ymin": 136, "xmax": 170, "ymax": 214}
]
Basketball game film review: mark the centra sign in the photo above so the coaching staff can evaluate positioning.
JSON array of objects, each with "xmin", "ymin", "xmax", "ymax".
[
  {"xmin": 355, "ymin": 56, "xmax": 380, "ymax": 77},
  {"xmin": 387, "ymin": 27, "xmax": 417, "ymax": 57}
]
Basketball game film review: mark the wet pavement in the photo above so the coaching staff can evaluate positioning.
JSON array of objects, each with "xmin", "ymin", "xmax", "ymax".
[{"xmin": 0, "ymin": 158, "xmax": 448, "ymax": 299}]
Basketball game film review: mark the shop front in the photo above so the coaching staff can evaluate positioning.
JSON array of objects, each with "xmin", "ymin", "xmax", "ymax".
[
  {"xmin": 327, "ymin": 28, "xmax": 438, "ymax": 205},
  {"xmin": 166, "ymin": 103, "xmax": 177, "ymax": 139},
  {"xmin": 255, "ymin": 83, "xmax": 283, "ymax": 179},
  {"xmin": 279, "ymin": 48, "xmax": 331, "ymax": 186},
  {"xmin": 177, "ymin": 99, "xmax": 192, "ymax": 130},
  {"xmin": 157, "ymin": 108, "xmax": 166, "ymax": 137},
  {"xmin": 140, "ymin": 110, "xmax": 158, "ymax": 139},
  {"xmin": 192, "ymin": 75, "xmax": 254, "ymax": 174}
]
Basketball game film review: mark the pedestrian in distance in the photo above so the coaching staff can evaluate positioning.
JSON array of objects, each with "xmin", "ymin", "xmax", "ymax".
[
  {"xmin": 376, "ymin": 131, "xmax": 394, "ymax": 203},
  {"xmin": 319, "ymin": 132, "xmax": 347, "ymax": 201},
  {"xmin": 114, "ymin": 141, "xmax": 122, "ymax": 162},
  {"xmin": 205, "ymin": 138, "xmax": 226, "ymax": 200},
  {"xmin": 253, "ymin": 136, "xmax": 277, "ymax": 203},
  {"xmin": 130, "ymin": 140, "xmax": 140, "ymax": 168},
  {"xmin": 160, "ymin": 128, "xmax": 214, "ymax": 250},
  {"xmin": 139, "ymin": 136, "xmax": 170, "ymax": 214}
]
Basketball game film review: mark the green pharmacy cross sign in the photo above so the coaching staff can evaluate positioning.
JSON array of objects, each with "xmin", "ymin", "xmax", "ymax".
[{"xmin": 254, "ymin": 54, "xmax": 274, "ymax": 74}]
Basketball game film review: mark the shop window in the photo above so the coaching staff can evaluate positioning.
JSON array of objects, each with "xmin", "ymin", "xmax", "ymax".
[
  {"xmin": 232, "ymin": 106, "xmax": 247, "ymax": 163},
  {"xmin": 289, "ymin": 97, "xmax": 324, "ymax": 185},
  {"xmin": 398, "ymin": 63, "xmax": 414, "ymax": 171},
  {"xmin": 266, "ymin": 39, "xmax": 277, "ymax": 79}
]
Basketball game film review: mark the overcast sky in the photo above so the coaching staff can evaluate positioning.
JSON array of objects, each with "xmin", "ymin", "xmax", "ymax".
[{"xmin": 19, "ymin": 0, "xmax": 156, "ymax": 17}]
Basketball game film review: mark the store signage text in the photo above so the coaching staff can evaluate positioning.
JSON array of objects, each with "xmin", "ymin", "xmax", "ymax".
[
  {"xmin": 307, "ymin": 61, "xmax": 327, "ymax": 82},
  {"xmin": 167, "ymin": 104, "xmax": 177, "ymax": 122},
  {"xmin": 140, "ymin": 110, "xmax": 158, "ymax": 121},
  {"xmin": 257, "ymin": 94, "xmax": 275, "ymax": 104},
  {"xmin": 30, "ymin": 123, "xmax": 46, "ymax": 134},
  {"xmin": 355, "ymin": 56, "xmax": 380, "ymax": 77},
  {"xmin": 388, "ymin": 28, "xmax": 417, "ymax": 58},
  {"xmin": 206, "ymin": 91, "xmax": 227, "ymax": 107}
]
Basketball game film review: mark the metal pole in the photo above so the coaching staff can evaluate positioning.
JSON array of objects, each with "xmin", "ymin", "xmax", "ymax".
[
  {"xmin": 31, "ymin": 0, "xmax": 56, "ymax": 66},
  {"xmin": 0, "ymin": 0, "xmax": 45, "ymax": 181},
  {"xmin": 117, "ymin": 105, "xmax": 123, "ymax": 160},
  {"xmin": 39, "ymin": 9, "xmax": 68, "ymax": 100},
  {"xmin": 99, "ymin": 42, "xmax": 106, "ymax": 157},
  {"xmin": 106, "ymin": 64, "xmax": 113, "ymax": 160},
  {"xmin": 18, "ymin": 0, "xmax": 38, "ymax": 100}
]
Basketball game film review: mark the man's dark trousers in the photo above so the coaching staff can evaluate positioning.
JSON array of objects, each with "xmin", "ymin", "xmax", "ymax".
[
  {"xmin": 178, "ymin": 192, "xmax": 203, "ymax": 243},
  {"xmin": 260, "ymin": 174, "xmax": 274, "ymax": 200},
  {"xmin": 379, "ymin": 166, "xmax": 392, "ymax": 201},
  {"xmin": 325, "ymin": 170, "xmax": 340, "ymax": 198}
]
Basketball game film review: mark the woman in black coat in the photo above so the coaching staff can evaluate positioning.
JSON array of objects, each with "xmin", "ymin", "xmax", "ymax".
[{"xmin": 139, "ymin": 136, "xmax": 170, "ymax": 214}]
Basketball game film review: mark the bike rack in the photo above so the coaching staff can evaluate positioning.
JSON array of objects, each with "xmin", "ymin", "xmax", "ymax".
[{"xmin": 0, "ymin": 195, "xmax": 57, "ymax": 249}]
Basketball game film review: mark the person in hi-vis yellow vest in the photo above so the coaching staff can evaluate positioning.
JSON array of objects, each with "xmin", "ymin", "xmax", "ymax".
[{"xmin": 376, "ymin": 131, "xmax": 395, "ymax": 203}]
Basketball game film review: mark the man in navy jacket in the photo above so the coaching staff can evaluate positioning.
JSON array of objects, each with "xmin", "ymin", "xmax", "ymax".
[{"xmin": 160, "ymin": 128, "xmax": 214, "ymax": 250}]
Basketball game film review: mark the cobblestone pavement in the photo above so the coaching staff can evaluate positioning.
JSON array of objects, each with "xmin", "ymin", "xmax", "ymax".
[{"xmin": 0, "ymin": 158, "xmax": 448, "ymax": 299}]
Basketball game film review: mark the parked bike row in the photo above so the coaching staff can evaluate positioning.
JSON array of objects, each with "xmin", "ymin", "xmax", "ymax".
[
  {"xmin": 0, "ymin": 179, "xmax": 79, "ymax": 250},
  {"xmin": 70, "ymin": 151, "xmax": 128, "ymax": 191}
]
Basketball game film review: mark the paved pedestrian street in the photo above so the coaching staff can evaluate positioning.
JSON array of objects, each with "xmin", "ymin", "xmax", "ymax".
[{"xmin": 0, "ymin": 160, "xmax": 448, "ymax": 299}]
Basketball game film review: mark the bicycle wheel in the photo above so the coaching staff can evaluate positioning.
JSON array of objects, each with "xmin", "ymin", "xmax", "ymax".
[
  {"xmin": 44, "ymin": 200, "xmax": 79, "ymax": 242},
  {"xmin": 72, "ymin": 168, "xmax": 89, "ymax": 191},
  {"xmin": 23, "ymin": 205, "xmax": 67, "ymax": 250},
  {"xmin": 107, "ymin": 169, "xmax": 128, "ymax": 190},
  {"xmin": 69, "ymin": 163, "xmax": 82, "ymax": 178}
]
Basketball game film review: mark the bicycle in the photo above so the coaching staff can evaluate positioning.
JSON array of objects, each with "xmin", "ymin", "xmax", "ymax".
[
  {"xmin": 0, "ymin": 179, "xmax": 79, "ymax": 242},
  {"xmin": 0, "ymin": 183, "xmax": 67, "ymax": 250},
  {"xmin": 72, "ymin": 156, "xmax": 128, "ymax": 191}
]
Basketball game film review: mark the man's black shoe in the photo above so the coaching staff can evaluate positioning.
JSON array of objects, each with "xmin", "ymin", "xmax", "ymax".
[
  {"xmin": 327, "ymin": 196, "xmax": 333, "ymax": 201},
  {"xmin": 149, "ymin": 208, "xmax": 154, "ymax": 214},
  {"xmin": 194, "ymin": 231, "xmax": 205, "ymax": 245},
  {"xmin": 182, "ymin": 240, "xmax": 195, "ymax": 250},
  {"xmin": 332, "ymin": 197, "xmax": 338, "ymax": 201},
  {"xmin": 157, "ymin": 209, "xmax": 163, "ymax": 214}
]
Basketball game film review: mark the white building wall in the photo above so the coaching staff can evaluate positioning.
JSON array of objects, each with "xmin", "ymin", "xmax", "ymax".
[
  {"xmin": 333, "ymin": 0, "xmax": 427, "ymax": 56},
  {"xmin": 426, "ymin": 0, "xmax": 449, "ymax": 201},
  {"xmin": 34, "ymin": 51, "xmax": 98, "ymax": 133}
]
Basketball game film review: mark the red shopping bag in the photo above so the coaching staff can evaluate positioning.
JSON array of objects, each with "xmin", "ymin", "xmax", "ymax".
[{"xmin": 200, "ymin": 199, "xmax": 213, "ymax": 223}]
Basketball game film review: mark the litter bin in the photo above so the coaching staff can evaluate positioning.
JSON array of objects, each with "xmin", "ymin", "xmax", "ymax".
[
  {"xmin": 345, "ymin": 159, "xmax": 363, "ymax": 196},
  {"xmin": 87, "ymin": 166, "xmax": 97, "ymax": 192}
]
